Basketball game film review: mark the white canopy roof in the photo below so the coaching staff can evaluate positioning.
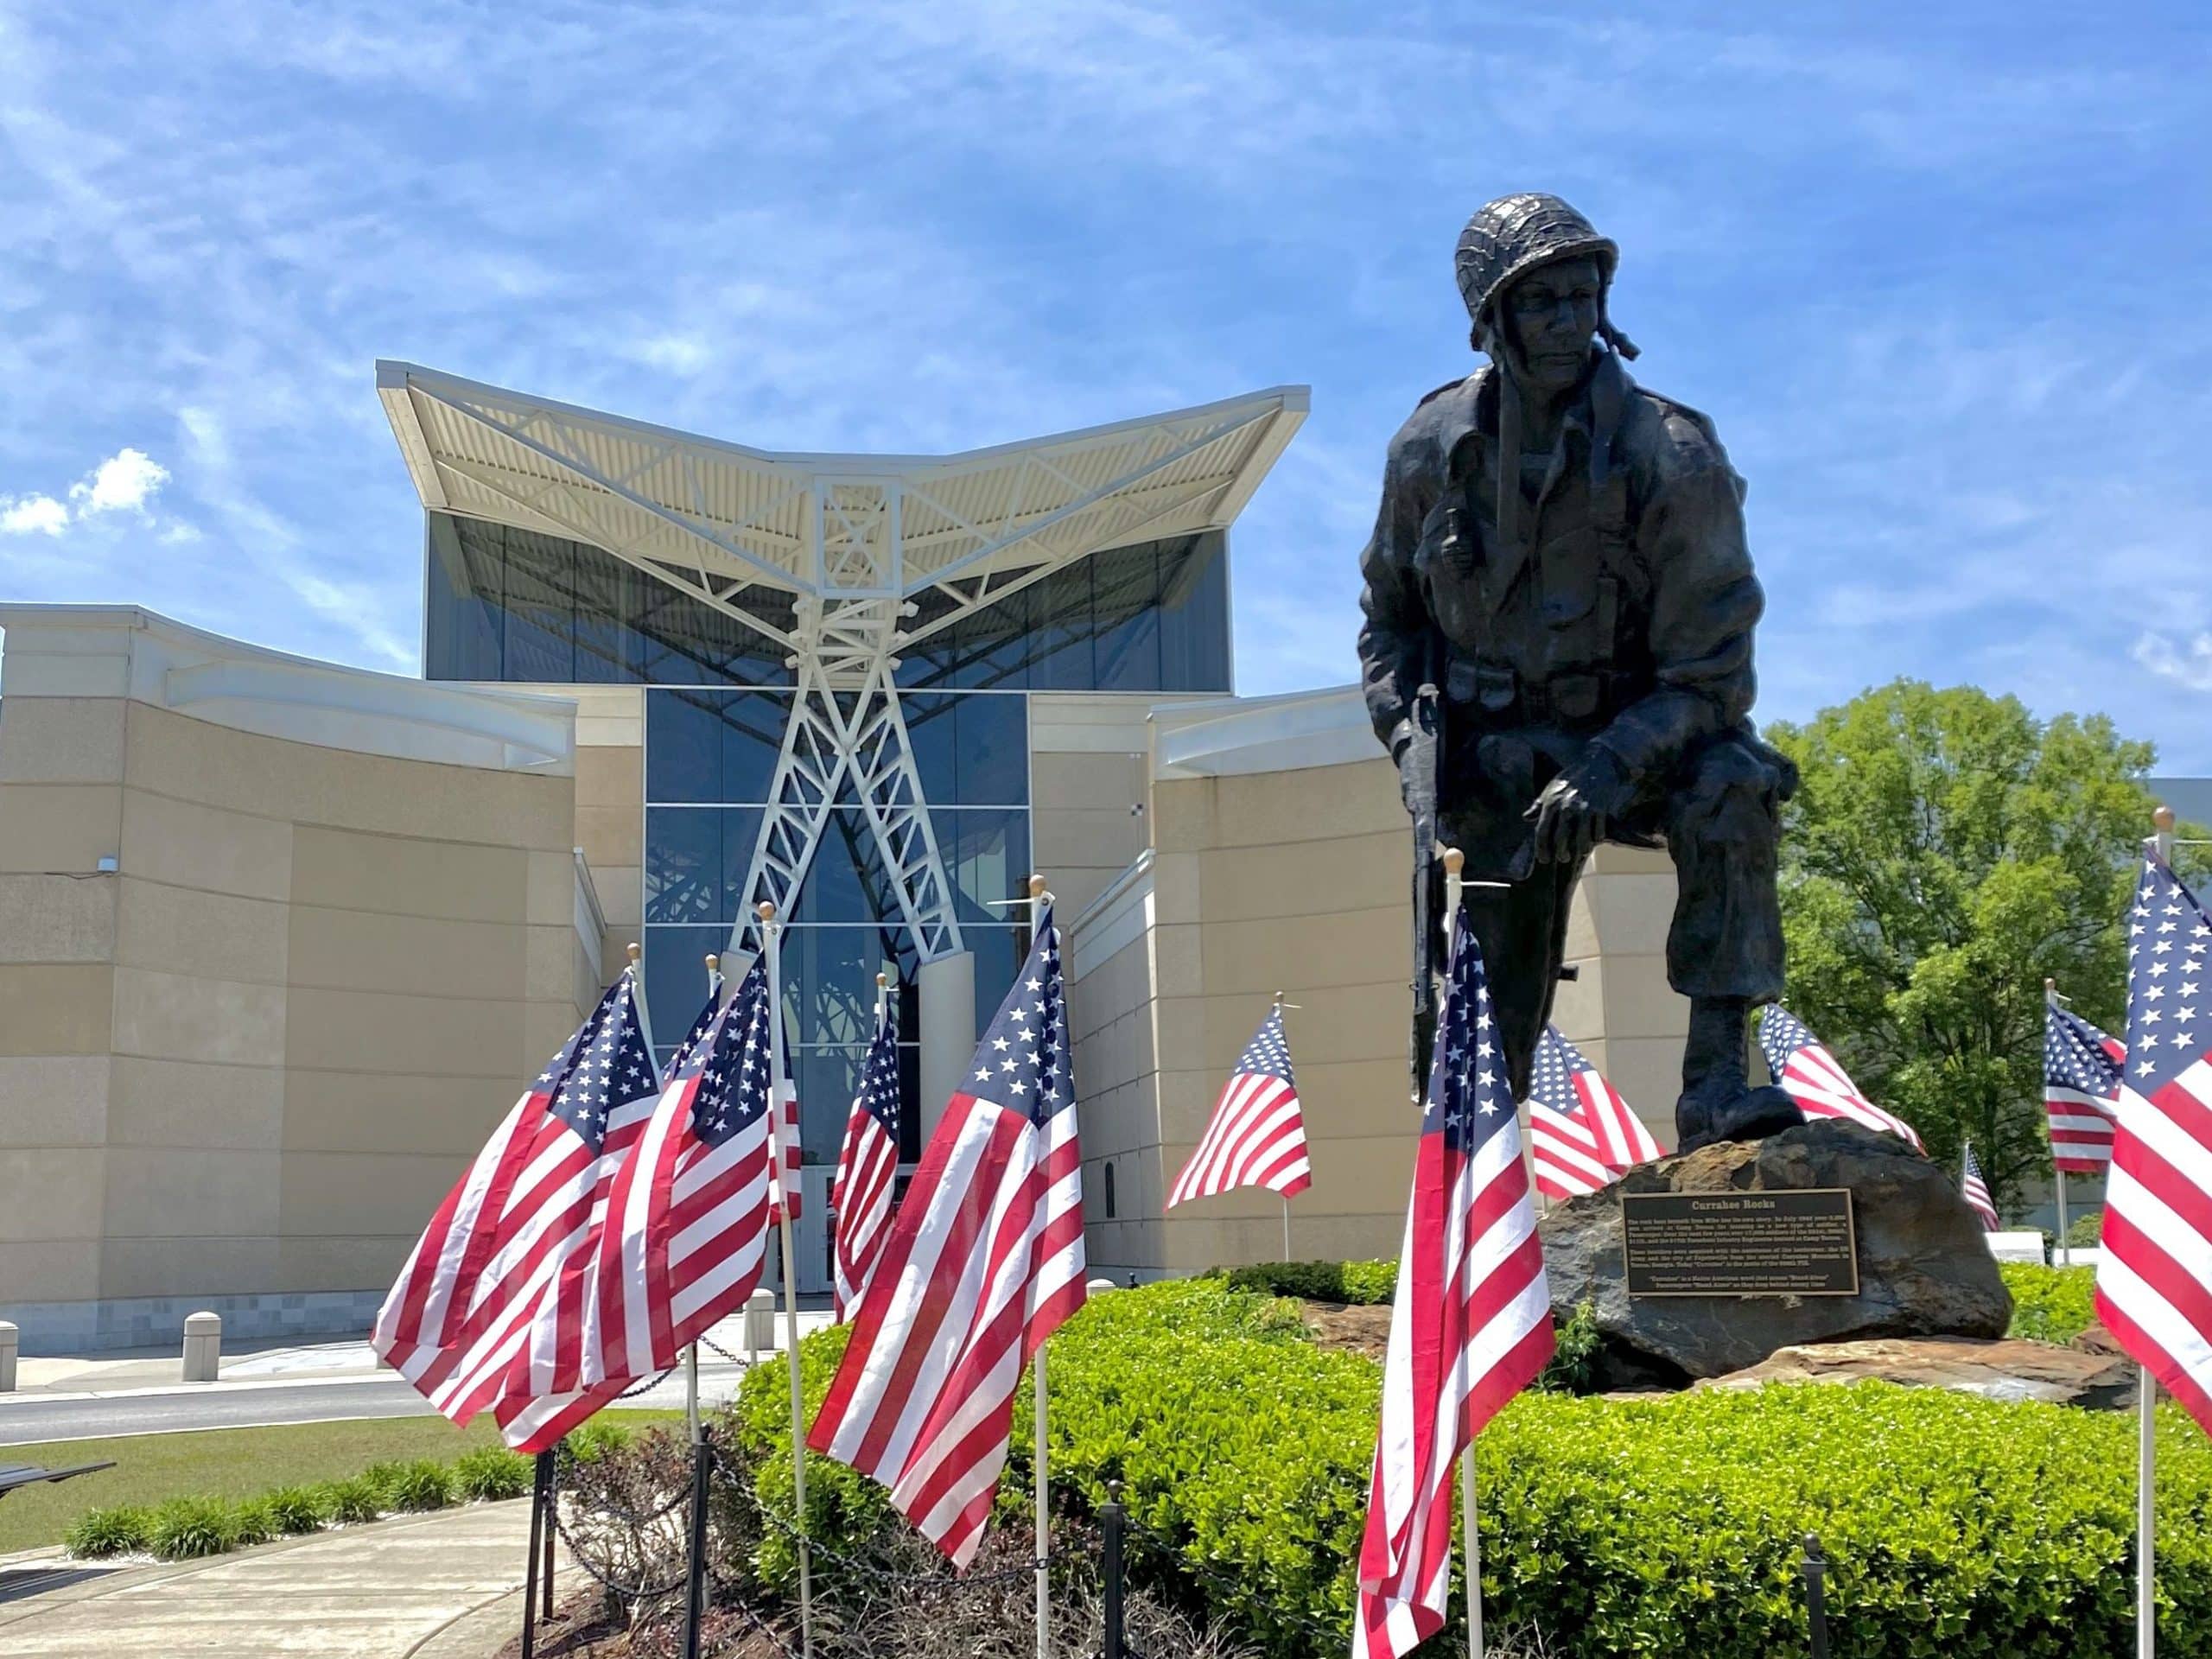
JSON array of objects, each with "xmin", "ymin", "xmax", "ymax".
[{"xmin": 377, "ymin": 362, "xmax": 1306, "ymax": 648}]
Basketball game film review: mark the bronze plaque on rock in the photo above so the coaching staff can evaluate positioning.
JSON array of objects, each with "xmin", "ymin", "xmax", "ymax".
[{"xmin": 1621, "ymin": 1189, "xmax": 1859, "ymax": 1297}]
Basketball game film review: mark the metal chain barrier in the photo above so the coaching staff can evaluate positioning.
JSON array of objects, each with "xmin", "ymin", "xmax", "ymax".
[{"xmin": 708, "ymin": 1442, "xmax": 1043, "ymax": 1592}]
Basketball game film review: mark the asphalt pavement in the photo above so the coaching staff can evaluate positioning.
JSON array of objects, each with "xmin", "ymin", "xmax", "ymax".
[{"xmin": 0, "ymin": 1353, "xmax": 769, "ymax": 1446}]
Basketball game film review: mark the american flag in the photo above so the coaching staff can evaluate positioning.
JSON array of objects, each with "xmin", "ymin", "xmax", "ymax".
[
  {"xmin": 2094, "ymin": 852, "xmax": 2212, "ymax": 1434},
  {"xmin": 1356, "ymin": 913, "xmax": 1554, "ymax": 1659},
  {"xmin": 831, "ymin": 1002, "xmax": 905, "ymax": 1321},
  {"xmin": 372, "ymin": 972, "xmax": 661, "ymax": 1427},
  {"xmin": 2046, "ymin": 1001, "xmax": 2126, "ymax": 1173},
  {"xmin": 1758, "ymin": 1006, "xmax": 1924, "ymax": 1152},
  {"xmin": 808, "ymin": 906, "xmax": 1083, "ymax": 1567},
  {"xmin": 1165, "ymin": 1005, "xmax": 1312, "ymax": 1209},
  {"xmin": 497, "ymin": 968, "xmax": 779, "ymax": 1451},
  {"xmin": 1961, "ymin": 1142, "xmax": 1999, "ymax": 1232},
  {"xmin": 1523, "ymin": 1025, "xmax": 1664, "ymax": 1203}
]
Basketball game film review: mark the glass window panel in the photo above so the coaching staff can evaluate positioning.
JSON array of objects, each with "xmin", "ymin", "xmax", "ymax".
[
  {"xmin": 499, "ymin": 531, "xmax": 577, "ymax": 683},
  {"xmin": 791, "ymin": 810, "xmax": 877, "ymax": 925},
  {"xmin": 900, "ymin": 692, "xmax": 957, "ymax": 804},
  {"xmin": 934, "ymin": 807, "xmax": 1031, "ymax": 925},
  {"xmin": 791, "ymin": 1046, "xmax": 858, "ymax": 1164},
  {"xmin": 897, "ymin": 1044, "xmax": 922, "ymax": 1160},
  {"xmin": 570, "ymin": 545, "xmax": 643, "ymax": 683},
  {"xmin": 1091, "ymin": 541, "xmax": 1163, "ymax": 692},
  {"xmin": 900, "ymin": 582, "xmax": 1033, "ymax": 690},
  {"xmin": 965, "ymin": 925, "xmax": 1026, "ymax": 1043},
  {"xmin": 1159, "ymin": 531, "xmax": 1232, "ymax": 691},
  {"xmin": 718, "ymin": 692, "xmax": 790, "ymax": 803},
  {"xmin": 423, "ymin": 514, "xmax": 502, "ymax": 681},
  {"xmin": 781, "ymin": 926, "xmax": 906, "ymax": 1046},
  {"xmin": 644, "ymin": 807, "xmax": 756, "ymax": 924},
  {"xmin": 1029, "ymin": 563, "xmax": 1094, "ymax": 690},
  {"xmin": 646, "ymin": 690, "xmax": 724, "ymax": 804},
  {"xmin": 955, "ymin": 694, "xmax": 1028, "ymax": 804},
  {"xmin": 641, "ymin": 924, "xmax": 730, "ymax": 1065}
]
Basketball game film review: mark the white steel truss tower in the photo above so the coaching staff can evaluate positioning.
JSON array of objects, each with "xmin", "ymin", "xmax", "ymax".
[{"xmin": 378, "ymin": 363, "xmax": 1306, "ymax": 962}]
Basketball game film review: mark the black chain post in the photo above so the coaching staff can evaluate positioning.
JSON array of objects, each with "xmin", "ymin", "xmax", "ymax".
[
  {"xmin": 541, "ymin": 1459, "xmax": 556, "ymax": 1622},
  {"xmin": 682, "ymin": 1433, "xmax": 713, "ymax": 1659},
  {"xmin": 521, "ymin": 1450, "xmax": 553, "ymax": 1659},
  {"xmin": 1103, "ymin": 1481, "xmax": 1127, "ymax": 1659},
  {"xmin": 1802, "ymin": 1532, "xmax": 1830, "ymax": 1659}
]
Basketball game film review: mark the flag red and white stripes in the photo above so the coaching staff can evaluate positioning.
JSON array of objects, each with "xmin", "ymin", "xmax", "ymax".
[
  {"xmin": 1961, "ymin": 1143, "xmax": 1999, "ymax": 1232},
  {"xmin": 498, "ymin": 967, "xmax": 780, "ymax": 1451},
  {"xmin": 808, "ymin": 906, "xmax": 1081, "ymax": 1567},
  {"xmin": 1356, "ymin": 913, "xmax": 1554, "ymax": 1659},
  {"xmin": 1758, "ymin": 1007, "xmax": 1924, "ymax": 1152},
  {"xmin": 831, "ymin": 1003, "xmax": 905, "ymax": 1321},
  {"xmin": 2046, "ymin": 1001, "xmax": 2126, "ymax": 1173},
  {"xmin": 1166, "ymin": 1004, "xmax": 1312, "ymax": 1209},
  {"xmin": 372, "ymin": 972, "xmax": 660, "ymax": 1429},
  {"xmin": 2094, "ymin": 850, "xmax": 2212, "ymax": 1434},
  {"xmin": 770, "ymin": 1074, "xmax": 803, "ymax": 1224},
  {"xmin": 1523, "ymin": 1025, "xmax": 1665, "ymax": 1204}
]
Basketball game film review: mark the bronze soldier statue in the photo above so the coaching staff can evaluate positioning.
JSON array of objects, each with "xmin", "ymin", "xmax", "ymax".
[{"xmin": 1357, "ymin": 193, "xmax": 1802, "ymax": 1152}]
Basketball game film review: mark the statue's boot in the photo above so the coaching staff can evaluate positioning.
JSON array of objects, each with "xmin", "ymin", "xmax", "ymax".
[{"xmin": 1675, "ymin": 995, "xmax": 1802, "ymax": 1153}]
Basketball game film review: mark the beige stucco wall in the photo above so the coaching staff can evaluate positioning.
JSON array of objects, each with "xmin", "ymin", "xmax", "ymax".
[
  {"xmin": 1071, "ymin": 699, "xmax": 1688, "ymax": 1277},
  {"xmin": 0, "ymin": 610, "xmax": 599, "ymax": 1346}
]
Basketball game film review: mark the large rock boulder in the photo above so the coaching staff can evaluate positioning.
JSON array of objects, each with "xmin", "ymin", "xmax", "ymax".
[
  {"xmin": 1540, "ymin": 1118, "xmax": 2012, "ymax": 1386},
  {"xmin": 1695, "ymin": 1337, "xmax": 2137, "ymax": 1409}
]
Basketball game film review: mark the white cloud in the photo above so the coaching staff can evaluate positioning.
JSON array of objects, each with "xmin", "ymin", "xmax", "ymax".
[
  {"xmin": 629, "ymin": 332, "xmax": 715, "ymax": 378},
  {"xmin": 2134, "ymin": 632, "xmax": 2212, "ymax": 694},
  {"xmin": 0, "ymin": 493, "xmax": 69, "ymax": 536},
  {"xmin": 69, "ymin": 446, "xmax": 168, "ymax": 514}
]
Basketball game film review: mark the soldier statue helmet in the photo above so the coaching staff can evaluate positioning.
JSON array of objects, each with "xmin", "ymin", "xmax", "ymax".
[{"xmin": 1357, "ymin": 192, "xmax": 1802, "ymax": 1152}]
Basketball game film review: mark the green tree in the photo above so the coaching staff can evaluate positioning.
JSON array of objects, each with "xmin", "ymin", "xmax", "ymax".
[{"xmin": 1762, "ymin": 680, "xmax": 2197, "ymax": 1215}]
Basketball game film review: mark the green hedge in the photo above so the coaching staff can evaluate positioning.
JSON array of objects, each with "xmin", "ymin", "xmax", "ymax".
[
  {"xmin": 736, "ymin": 1278, "xmax": 2212, "ymax": 1658},
  {"xmin": 2002, "ymin": 1262, "xmax": 2099, "ymax": 1344},
  {"xmin": 66, "ymin": 1441, "xmax": 537, "ymax": 1562},
  {"xmin": 1214, "ymin": 1257, "xmax": 1397, "ymax": 1305}
]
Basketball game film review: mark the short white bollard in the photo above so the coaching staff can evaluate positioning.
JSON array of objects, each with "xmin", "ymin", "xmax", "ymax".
[
  {"xmin": 0, "ymin": 1321, "xmax": 17, "ymax": 1392},
  {"xmin": 181, "ymin": 1311, "xmax": 221, "ymax": 1382},
  {"xmin": 1086, "ymin": 1277, "xmax": 1121, "ymax": 1295},
  {"xmin": 744, "ymin": 1287, "xmax": 776, "ymax": 1362}
]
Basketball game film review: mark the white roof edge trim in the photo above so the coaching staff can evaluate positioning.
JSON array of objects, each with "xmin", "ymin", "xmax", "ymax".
[{"xmin": 373, "ymin": 359, "xmax": 1308, "ymax": 478}]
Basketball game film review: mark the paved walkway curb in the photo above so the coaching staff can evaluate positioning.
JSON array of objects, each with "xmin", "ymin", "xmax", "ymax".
[{"xmin": 0, "ymin": 1497, "xmax": 574, "ymax": 1656}]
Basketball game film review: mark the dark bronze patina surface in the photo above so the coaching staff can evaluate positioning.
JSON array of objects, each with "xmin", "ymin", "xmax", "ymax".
[{"xmin": 1361, "ymin": 192, "xmax": 1802, "ymax": 1149}]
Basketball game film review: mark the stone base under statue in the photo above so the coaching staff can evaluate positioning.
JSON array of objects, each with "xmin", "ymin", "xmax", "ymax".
[{"xmin": 1540, "ymin": 1118, "xmax": 2013, "ymax": 1389}]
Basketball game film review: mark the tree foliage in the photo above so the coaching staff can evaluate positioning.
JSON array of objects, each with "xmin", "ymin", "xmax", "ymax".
[{"xmin": 1764, "ymin": 680, "xmax": 2200, "ymax": 1212}]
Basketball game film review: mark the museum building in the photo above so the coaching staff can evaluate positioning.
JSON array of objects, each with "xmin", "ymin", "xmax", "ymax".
[{"xmin": 1, "ymin": 365, "xmax": 1735, "ymax": 1346}]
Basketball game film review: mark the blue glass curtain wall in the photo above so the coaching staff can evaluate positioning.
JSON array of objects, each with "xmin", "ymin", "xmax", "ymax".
[{"xmin": 425, "ymin": 513, "xmax": 1230, "ymax": 696}]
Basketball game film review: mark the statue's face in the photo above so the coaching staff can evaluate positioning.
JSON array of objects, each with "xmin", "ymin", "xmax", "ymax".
[{"xmin": 1500, "ymin": 254, "xmax": 1602, "ymax": 393}]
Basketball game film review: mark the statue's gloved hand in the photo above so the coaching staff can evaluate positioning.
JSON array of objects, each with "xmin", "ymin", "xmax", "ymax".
[
  {"xmin": 1524, "ymin": 746, "xmax": 1632, "ymax": 865},
  {"xmin": 1393, "ymin": 721, "xmax": 1437, "ymax": 817}
]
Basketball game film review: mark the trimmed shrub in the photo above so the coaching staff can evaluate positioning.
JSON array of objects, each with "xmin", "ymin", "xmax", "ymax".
[
  {"xmin": 1533, "ymin": 1299, "xmax": 1601, "ymax": 1394},
  {"xmin": 452, "ymin": 1444, "xmax": 532, "ymax": 1501},
  {"xmin": 64, "ymin": 1504, "xmax": 153, "ymax": 1558},
  {"xmin": 149, "ymin": 1496, "xmax": 238, "ymax": 1560},
  {"xmin": 318, "ymin": 1476, "xmax": 384, "ymax": 1526},
  {"xmin": 260, "ymin": 1486, "xmax": 328, "ymax": 1535},
  {"xmin": 382, "ymin": 1459, "xmax": 454, "ymax": 1513},
  {"xmin": 226, "ymin": 1500, "xmax": 276, "ymax": 1548},
  {"xmin": 563, "ymin": 1417, "xmax": 635, "ymax": 1466},
  {"xmin": 2068, "ymin": 1211, "xmax": 2105, "ymax": 1247},
  {"xmin": 1216, "ymin": 1258, "xmax": 1395, "ymax": 1306},
  {"xmin": 2003, "ymin": 1262, "xmax": 2099, "ymax": 1344}
]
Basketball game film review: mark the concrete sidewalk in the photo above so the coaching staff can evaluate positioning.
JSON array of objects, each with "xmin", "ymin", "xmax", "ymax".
[{"xmin": 0, "ymin": 1497, "xmax": 571, "ymax": 1656}]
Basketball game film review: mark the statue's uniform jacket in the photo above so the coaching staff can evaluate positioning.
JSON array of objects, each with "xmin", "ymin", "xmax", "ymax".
[{"xmin": 1356, "ymin": 349, "xmax": 1789, "ymax": 1093}]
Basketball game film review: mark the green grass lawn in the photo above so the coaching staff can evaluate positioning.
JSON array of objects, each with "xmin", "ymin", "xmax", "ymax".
[{"xmin": 0, "ymin": 1409, "xmax": 679, "ymax": 1555}]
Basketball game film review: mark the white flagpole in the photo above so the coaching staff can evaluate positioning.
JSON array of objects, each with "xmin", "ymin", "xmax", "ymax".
[
  {"xmin": 2139, "ymin": 806, "xmax": 2177, "ymax": 1659},
  {"xmin": 1439, "ymin": 848, "xmax": 1485, "ymax": 1659},
  {"xmin": 758, "ymin": 902, "xmax": 812, "ymax": 1659},
  {"xmin": 1020, "ymin": 873, "xmax": 1052, "ymax": 1659},
  {"xmin": 2047, "ymin": 980, "xmax": 2071, "ymax": 1267}
]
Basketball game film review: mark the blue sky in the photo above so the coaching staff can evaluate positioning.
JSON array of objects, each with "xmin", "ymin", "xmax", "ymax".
[{"xmin": 4, "ymin": 2, "xmax": 2209, "ymax": 764}]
